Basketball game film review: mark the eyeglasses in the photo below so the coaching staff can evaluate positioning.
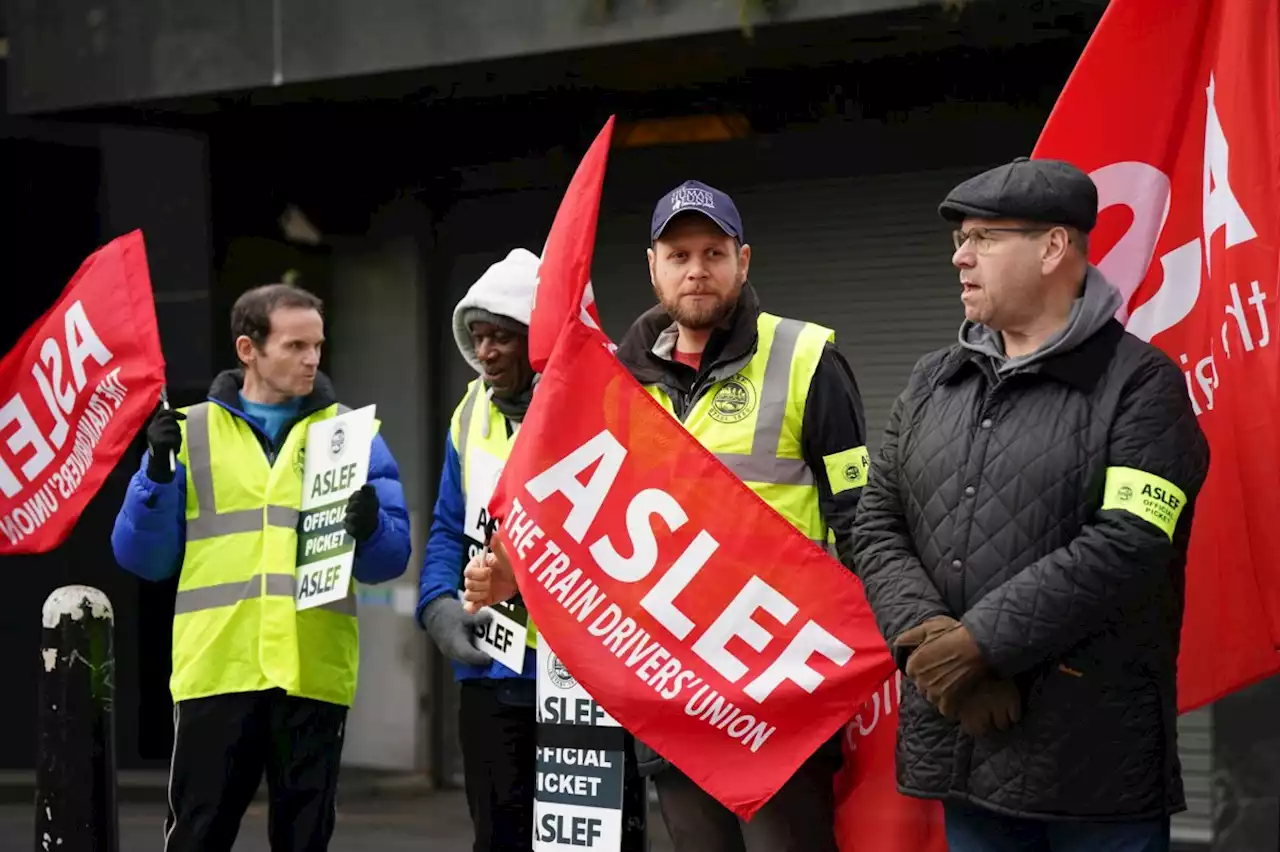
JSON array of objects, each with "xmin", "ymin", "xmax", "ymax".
[{"xmin": 952, "ymin": 226, "xmax": 1050, "ymax": 253}]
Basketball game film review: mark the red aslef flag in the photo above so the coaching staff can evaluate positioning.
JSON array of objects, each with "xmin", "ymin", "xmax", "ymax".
[
  {"xmin": 1033, "ymin": 0, "xmax": 1280, "ymax": 710},
  {"xmin": 526, "ymin": 120, "xmax": 611, "ymax": 373},
  {"xmin": 490, "ymin": 117, "xmax": 897, "ymax": 820},
  {"xmin": 0, "ymin": 230, "xmax": 167, "ymax": 554}
]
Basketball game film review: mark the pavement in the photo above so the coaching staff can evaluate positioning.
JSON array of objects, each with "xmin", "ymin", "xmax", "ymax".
[
  {"xmin": 0, "ymin": 778, "xmax": 1210, "ymax": 852},
  {"xmin": 0, "ymin": 772, "xmax": 676, "ymax": 852}
]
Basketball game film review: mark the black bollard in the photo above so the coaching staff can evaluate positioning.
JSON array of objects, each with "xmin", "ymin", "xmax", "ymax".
[{"xmin": 34, "ymin": 585, "xmax": 119, "ymax": 852}]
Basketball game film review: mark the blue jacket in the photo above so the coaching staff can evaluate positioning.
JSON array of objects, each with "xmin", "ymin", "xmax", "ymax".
[
  {"xmin": 417, "ymin": 425, "xmax": 535, "ymax": 681},
  {"xmin": 111, "ymin": 371, "xmax": 412, "ymax": 588}
]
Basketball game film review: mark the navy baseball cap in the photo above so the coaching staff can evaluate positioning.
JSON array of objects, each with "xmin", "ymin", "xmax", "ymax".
[{"xmin": 651, "ymin": 180, "xmax": 744, "ymax": 242}]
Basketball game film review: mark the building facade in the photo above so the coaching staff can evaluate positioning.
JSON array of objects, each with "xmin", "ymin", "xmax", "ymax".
[{"xmin": 2, "ymin": 0, "xmax": 1242, "ymax": 847}]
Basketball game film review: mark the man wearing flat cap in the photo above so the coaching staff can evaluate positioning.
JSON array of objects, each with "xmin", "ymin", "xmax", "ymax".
[{"xmin": 851, "ymin": 157, "xmax": 1210, "ymax": 851}]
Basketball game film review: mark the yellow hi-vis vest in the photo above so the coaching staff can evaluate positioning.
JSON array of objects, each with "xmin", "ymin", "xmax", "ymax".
[
  {"xmin": 170, "ymin": 401, "xmax": 366, "ymax": 707},
  {"xmin": 451, "ymin": 380, "xmax": 537, "ymax": 649},
  {"xmin": 643, "ymin": 313, "xmax": 834, "ymax": 546}
]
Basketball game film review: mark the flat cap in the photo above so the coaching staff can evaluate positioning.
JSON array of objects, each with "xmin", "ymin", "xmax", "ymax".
[{"xmin": 939, "ymin": 157, "xmax": 1098, "ymax": 233}]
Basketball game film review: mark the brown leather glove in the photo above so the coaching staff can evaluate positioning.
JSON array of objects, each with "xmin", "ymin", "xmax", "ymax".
[
  {"xmin": 904, "ymin": 622, "xmax": 987, "ymax": 717},
  {"xmin": 956, "ymin": 678, "xmax": 1022, "ymax": 736},
  {"xmin": 892, "ymin": 615, "xmax": 961, "ymax": 653}
]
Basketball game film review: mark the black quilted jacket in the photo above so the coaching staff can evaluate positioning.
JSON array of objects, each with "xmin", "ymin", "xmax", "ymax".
[{"xmin": 851, "ymin": 319, "xmax": 1209, "ymax": 820}]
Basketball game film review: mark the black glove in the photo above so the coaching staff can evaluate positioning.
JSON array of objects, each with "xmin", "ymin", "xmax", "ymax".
[
  {"xmin": 956, "ymin": 678, "xmax": 1023, "ymax": 736},
  {"xmin": 344, "ymin": 483, "xmax": 380, "ymax": 543},
  {"xmin": 145, "ymin": 407, "xmax": 185, "ymax": 484}
]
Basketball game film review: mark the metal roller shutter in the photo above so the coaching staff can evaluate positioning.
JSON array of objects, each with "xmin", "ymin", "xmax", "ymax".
[
  {"xmin": 714, "ymin": 167, "xmax": 982, "ymax": 446},
  {"xmin": 1173, "ymin": 708, "xmax": 1214, "ymax": 845},
  {"xmin": 591, "ymin": 165, "xmax": 1005, "ymax": 448}
]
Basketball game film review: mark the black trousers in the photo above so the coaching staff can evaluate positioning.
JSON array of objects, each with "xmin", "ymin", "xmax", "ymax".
[
  {"xmin": 459, "ymin": 678, "xmax": 537, "ymax": 852},
  {"xmin": 163, "ymin": 688, "xmax": 347, "ymax": 852},
  {"xmin": 653, "ymin": 740, "xmax": 841, "ymax": 852}
]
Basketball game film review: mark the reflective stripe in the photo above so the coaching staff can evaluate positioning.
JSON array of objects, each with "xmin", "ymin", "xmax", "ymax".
[
  {"xmin": 184, "ymin": 403, "xmax": 299, "ymax": 541},
  {"xmin": 712, "ymin": 318, "xmax": 807, "ymax": 487},
  {"xmin": 455, "ymin": 382, "xmax": 481, "ymax": 476},
  {"xmin": 185, "ymin": 404, "xmax": 215, "ymax": 516},
  {"xmin": 188, "ymin": 510, "xmax": 260, "ymax": 539},
  {"xmin": 267, "ymin": 505, "xmax": 300, "ymax": 528},
  {"xmin": 175, "ymin": 571, "xmax": 357, "ymax": 616},
  {"xmin": 265, "ymin": 573, "xmax": 295, "ymax": 596},
  {"xmin": 187, "ymin": 508, "xmax": 298, "ymax": 540},
  {"xmin": 751, "ymin": 318, "xmax": 804, "ymax": 458},
  {"xmin": 714, "ymin": 452, "xmax": 813, "ymax": 486},
  {"xmin": 174, "ymin": 574, "xmax": 278, "ymax": 614}
]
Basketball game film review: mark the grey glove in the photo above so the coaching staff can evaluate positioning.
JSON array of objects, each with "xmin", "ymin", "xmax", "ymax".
[{"xmin": 423, "ymin": 597, "xmax": 494, "ymax": 667}]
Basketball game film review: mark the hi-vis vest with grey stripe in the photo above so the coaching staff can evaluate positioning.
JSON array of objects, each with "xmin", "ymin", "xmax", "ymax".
[
  {"xmin": 175, "ymin": 402, "xmax": 356, "ymax": 617},
  {"xmin": 710, "ymin": 316, "xmax": 814, "ymax": 488},
  {"xmin": 644, "ymin": 313, "xmax": 840, "ymax": 546},
  {"xmin": 183, "ymin": 403, "xmax": 301, "ymax": 540},
  {"xmin": 168, "ymin": 398, "xmax": 362, "ymax": 707}
]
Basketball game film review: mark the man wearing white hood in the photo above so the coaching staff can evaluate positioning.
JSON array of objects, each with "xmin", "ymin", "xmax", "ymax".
[{"xmin": 418, "ymin": 248, "xmax": 541, "ymax": 852}]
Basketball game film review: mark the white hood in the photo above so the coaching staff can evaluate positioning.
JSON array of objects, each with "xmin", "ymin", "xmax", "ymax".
[{"xmin": 451, "ymin": 247, "xmax": 541, "ymax": 375}]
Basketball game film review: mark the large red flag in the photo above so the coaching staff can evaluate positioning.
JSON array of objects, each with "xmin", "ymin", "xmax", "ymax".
[
  {"xmin": 489, "ymin": 118, "xmax": 897, "ymax": 820},
  {"xmin": 835, "ymin": 672, "xmax": 947, "ymax": 852},
  {"xmin": 0, "ymin": 230, "xmax": 166, "ymax": 554},
  {"xmin": 1033, "ymin": 0, "xmax": 1280, "ymax": 710},
  {"xmin": 526, "ymin": 120, "xmax": 611, "ymax": 374}
]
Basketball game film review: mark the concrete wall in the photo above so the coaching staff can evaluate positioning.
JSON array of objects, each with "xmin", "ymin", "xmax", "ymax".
[
  {"xmin": 324, "ymin": 201, "xmax": 435, "ymax": 771},
  {"xmin": 6, "ymin": 0, "xmax": 943, "ymax": 112}
]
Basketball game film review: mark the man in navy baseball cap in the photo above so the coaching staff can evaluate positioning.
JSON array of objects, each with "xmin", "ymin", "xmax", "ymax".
[
  {"xmin": 650, "ymin": 179, "xmax": 745, "ymax": 243},
  {"xmin": 624, "ymin": 177, "xmax": 868, "ymax": 851},
  {"xmin": 463, "ymin": 176, "xmax": 870, "ymax": 849}
]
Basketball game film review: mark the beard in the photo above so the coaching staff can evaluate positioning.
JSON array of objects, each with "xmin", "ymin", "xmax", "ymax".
[{"xmin": 658, "ymin": 287, "xmax": 740, "ymax": 331}]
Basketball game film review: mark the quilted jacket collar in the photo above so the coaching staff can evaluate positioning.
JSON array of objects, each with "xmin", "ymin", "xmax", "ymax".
[{"xmin": 936, "ymin": 319, "xmax": 1125, "ymax": 393}]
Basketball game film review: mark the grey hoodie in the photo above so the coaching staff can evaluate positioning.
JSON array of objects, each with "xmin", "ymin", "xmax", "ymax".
[{"xmin": 958, "ymin": 265, "xmax": 1124, "ymax": 374}]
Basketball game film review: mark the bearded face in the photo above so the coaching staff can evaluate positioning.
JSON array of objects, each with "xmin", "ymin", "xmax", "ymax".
[{"xmin": 648, "ymin": 214, "xmax": 750, "ymax": 331}]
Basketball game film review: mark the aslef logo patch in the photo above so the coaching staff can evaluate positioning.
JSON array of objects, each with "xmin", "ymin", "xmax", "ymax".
[
  {"xmin": 329, "ymin": 425, "xmax": 347, "ymax": 461},
  {"xmin": 843, "ymin": 449, "xmax": 871, "ymax": 486},
  {"xmin": 708, "ymin": 376, "xmax": 757, "ymax": 424},
  {"xmin": 548, "ymin": 653, "xmax": 577, "ymax": 689}
]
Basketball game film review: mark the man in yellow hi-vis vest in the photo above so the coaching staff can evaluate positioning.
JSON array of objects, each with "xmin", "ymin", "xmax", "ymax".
[
  {"xmin": 110, "ymin": 282, "xmax": 412, "ymax": 852},
  {"xmin": 613, "ymin": 179, "xmax": 869, "ymax": 852},
  {"xmin": 417, "ymin": 248, "xmax": 542, "ymax": 852},
  {"xmin": 462, "ymin": 180, "xmax": 870, "ymax": 852}
]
